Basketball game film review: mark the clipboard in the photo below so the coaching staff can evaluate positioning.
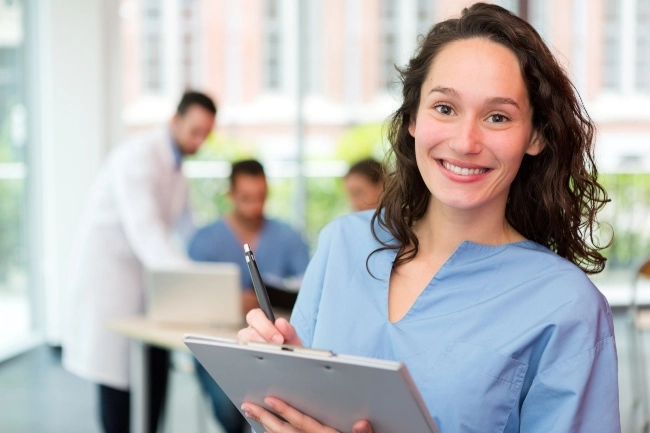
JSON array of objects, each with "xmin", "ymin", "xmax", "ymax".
[{"xmin": 184, "ymin": 334, "xmax": 440, "ymax": 433}]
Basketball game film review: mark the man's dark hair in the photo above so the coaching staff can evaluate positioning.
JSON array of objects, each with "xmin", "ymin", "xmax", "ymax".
[
  {"xmin": 230, "ymin": 159, "xmax": 266, "ymax": 188},
  {"xmin": 176, "ymin": 91, "xmax": 217, "ymax": 116}
]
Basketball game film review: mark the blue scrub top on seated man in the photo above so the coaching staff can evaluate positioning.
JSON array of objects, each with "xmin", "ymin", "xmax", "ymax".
[
  {"xmin": 187, "ymin": 159, "xmax": 310, "ymax": 433},
  {"xmin": 188, "ymin": 217, "xmax": 310, "ymax": 304}
]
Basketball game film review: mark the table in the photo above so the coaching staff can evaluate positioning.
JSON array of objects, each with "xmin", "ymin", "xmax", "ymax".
[{"xmin": 109, "ymin": 317, "xmax": 245, "ymax": 433}]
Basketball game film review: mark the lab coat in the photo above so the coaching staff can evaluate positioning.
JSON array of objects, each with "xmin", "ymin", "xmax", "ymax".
[{"xmin": 62, "ymin": 128, "xmax": 193, "ymax": 390}]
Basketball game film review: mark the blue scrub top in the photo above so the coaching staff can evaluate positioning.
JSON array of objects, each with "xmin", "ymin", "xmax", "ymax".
[
  {"xmin": 291, "ymin": 210, "xmax": 620, "ymax": 433},
  {"xmin": 188, "ymin": 218, "xmax": 310, "ymax": 290}
]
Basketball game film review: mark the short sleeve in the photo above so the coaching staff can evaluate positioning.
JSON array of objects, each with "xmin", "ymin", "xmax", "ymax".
[
  {"xmin": 290, "ymin": 222, "xmax": 334, "ymax": 347},
  {"xmin": 187, "ymin": 227, "xmax": 216, "ymax": 262},
  {"xmin": 520, "ymin": 335, "xmax": 621, "ymax": 432}
]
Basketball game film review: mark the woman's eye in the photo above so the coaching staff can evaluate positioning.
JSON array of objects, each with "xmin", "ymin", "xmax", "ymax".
[
  {"xmin": 487, "ymin": 114, "xmax": 509, "ymax": 123},
  {"xmin": 434, "ymin": 104, "xmax": 454, "ymax": 116}
]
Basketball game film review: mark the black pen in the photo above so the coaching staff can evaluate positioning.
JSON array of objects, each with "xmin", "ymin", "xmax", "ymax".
[{"xmin": 243, "ymin": 243, "xmax": 276, "ymax": 323}]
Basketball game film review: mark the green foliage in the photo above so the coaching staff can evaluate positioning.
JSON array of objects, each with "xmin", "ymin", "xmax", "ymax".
[
  {"xmin": 305, "ymin": 177, "xmax": 349, "ymax": 248},
  {"xmin": 187, "ymin": 177, "xmax": 230, "ymax": 226},
  {"xmin": 188, "ymin": 132, "xmax": 256, "ymax": 162},
  {"xmin": 598, "ymin": 173, "xmax": 650, "ymax": 270},
  {"xmin": 264, "ymin": 178, "xmax": 296, "ymax": 223},
  {"xmin": 334, "ymin": 123, "xmax": 388, "ymax": 163}
]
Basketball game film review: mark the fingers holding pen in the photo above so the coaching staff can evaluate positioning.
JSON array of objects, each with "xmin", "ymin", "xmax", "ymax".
[
  {"xmin": 275, "ymin": 317, "xmax": 302, "ymax": 346},
  {"xmin": 238, "ymin": 308, "xmax": 285, "ymax": 344}
]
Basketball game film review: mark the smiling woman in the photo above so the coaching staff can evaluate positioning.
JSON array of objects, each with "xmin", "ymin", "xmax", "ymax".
[
  {"xmin": 381, "ymin": 7, "xmax": 610, "ymax": 274},
  {"xmin": 408, "ymin": 38, "xmax": 542, "ymax": 222},
  {"xmin": 236, "ymin": 3, "xmax": 620, "ymax": 433}
]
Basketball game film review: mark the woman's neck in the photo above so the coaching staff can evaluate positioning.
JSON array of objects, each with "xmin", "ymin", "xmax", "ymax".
[{"xmin": 413, "ymin": 198, "xmax": 524, "ymax": 256}]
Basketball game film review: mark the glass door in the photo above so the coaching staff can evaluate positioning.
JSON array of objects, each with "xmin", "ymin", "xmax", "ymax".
[{"xmin": 0, "ymin": 0, "xmax": 37, "ymax": 358}]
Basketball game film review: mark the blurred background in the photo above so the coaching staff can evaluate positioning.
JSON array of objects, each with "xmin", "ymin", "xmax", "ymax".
[{"xmin": 1, "ymin": 0, "xmax": 649, "ymax": 431}]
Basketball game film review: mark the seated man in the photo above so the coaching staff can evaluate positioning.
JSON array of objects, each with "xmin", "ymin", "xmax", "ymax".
[{"xmin": 188, "ymin": 158, "xmax": 310, "ymax": 433}]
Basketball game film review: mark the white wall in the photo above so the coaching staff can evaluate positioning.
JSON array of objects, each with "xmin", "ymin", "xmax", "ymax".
[{"xmin": 38, "ymin": 0, "xmax": 121, "ymax": 344}]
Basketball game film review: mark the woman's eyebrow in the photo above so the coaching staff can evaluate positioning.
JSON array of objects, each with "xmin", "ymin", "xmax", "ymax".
[
  {"xmin": 427, "ymin": 86, "xmax": 459, "ymax": 97},
  {"xmin": 427, "ymin": 87, "xmax": 520, "ymax": 110},
  {"xmin": 485, "ymin": 96, "xmax": 520, "ymax": 109}
]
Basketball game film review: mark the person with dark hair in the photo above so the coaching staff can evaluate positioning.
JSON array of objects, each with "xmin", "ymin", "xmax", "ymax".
[
  {"xmin": 344, "ymin": 158, "xmax": 384, "ymax": 212},
  {"xmin": 188, "ymin": 158, "xmax": 310, "ymax": 433},
  {"xmin": 228, "ymin": 158, "xmax": 266, "ymax": 188},
  {"xmin": 176, "ymin": 90, "xmax": 217, "ymax": 116},
  {"xmin": 62, "ymin": 90, "xmax": 216, "ymax": 433},
  {"xmin": 237, "ymin": 4, "xmax": 619, "ymax": 433}
]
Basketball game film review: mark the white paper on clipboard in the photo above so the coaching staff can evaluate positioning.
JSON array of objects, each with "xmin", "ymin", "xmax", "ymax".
[{"xmin": 183, "ymin": 334, "xmax": 440, "ymax": 433}]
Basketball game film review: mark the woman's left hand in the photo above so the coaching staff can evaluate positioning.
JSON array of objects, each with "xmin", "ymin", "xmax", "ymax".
[{"xmin": 241, "ymin": 396, "xmax": 373, "ymax": 433}]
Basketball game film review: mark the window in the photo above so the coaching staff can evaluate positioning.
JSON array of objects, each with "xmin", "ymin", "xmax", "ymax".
[
  {"xmin": 303, "ymin": 0, "xmax": 322, "ymax": 95},
  {"xmin": 264, "ymin": 0, "xmax": 282, "ymax": 90},
  {"xmin": 416, "ymin": 0, "xmax": 435, "ymax": 37},
  {"xmin": 495, "ymin": 0, "xmax": 519, "ymax": 15},
  {"xmin": 603, "ymin": 0, "xmax": 622, "ymax": 91},
  {"xmin": 380, "ymin": 0, "xmax": 399, "ymax": 90},
  {"xmin": 0, "ymin": 0, "xmax": 36, "ymax": 358},
  {"xmin": 142, "ymin": 0, "xmax": 164, "ymax": 92},
  {"xmin": 527, "ymin": 0, "xmax": 548, "ymax": 40},
  {"xmin": 637, "ymin": 0, "xmax": 650, "ymax": 92},
  {"xmin": 600, "ymin": 0, "xmax": 650, "ymax": 94},
  {"xmin": 179, "ymin": 0, "xmax": 200, "ymax": 90}
]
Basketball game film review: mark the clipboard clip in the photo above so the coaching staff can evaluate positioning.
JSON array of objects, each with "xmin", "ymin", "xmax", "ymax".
[{"xmin": 248, "ymin": 341, "xmax": 335, "ymax": 357}]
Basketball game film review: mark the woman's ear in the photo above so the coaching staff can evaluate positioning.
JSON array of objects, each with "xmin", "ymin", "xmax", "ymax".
[
  {"xmin": 525, "ymin": 130, "xmax": 545, "ymax": 156},
  {"xmin": 408, "ymin": 118, "xmax": 416, "ymax": 138}
]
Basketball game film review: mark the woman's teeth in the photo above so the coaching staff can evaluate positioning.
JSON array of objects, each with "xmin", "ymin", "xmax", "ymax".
[{"xmin": 442, "ymin": 161, "xmax": 488, "ymax": 176}]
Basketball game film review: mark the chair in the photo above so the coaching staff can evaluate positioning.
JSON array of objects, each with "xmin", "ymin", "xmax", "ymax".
[{"xmin": 628, "ymin": 258, "xmax": 650, "ymax": 433}]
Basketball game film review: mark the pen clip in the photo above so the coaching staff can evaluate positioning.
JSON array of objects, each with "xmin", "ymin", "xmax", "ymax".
[{"xmin": 244, "ymin": 243, "xmax": 253, "ymax": 262}]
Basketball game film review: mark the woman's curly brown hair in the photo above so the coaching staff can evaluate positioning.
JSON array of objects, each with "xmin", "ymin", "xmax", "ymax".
[{"xmin": 371, "ymin": 2, "xmax": 611, "ymax": 274}]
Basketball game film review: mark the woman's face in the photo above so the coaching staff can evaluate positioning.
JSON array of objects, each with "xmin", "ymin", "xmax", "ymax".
[
  {"xmin": 344, "ymin": 173, "xmax": 383, "ymax": 212},
  {"xmin": 408, "ymin": 37, "xmax": 542, "ymax": 216}
]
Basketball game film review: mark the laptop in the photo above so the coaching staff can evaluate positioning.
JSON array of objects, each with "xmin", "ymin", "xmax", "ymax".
[{"xmin": 145, "ymin": 262, "xmax": 242, "ymax": 327}]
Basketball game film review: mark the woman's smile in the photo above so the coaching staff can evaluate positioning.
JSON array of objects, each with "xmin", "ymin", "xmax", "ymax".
[{"xmin": 439, "ymin": 159, "xmax": 490, "ymax": 177}]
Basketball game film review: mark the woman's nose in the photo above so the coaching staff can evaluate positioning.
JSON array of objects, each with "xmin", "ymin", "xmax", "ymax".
[{"xmin": 449, "ymin": 120, "xmax": 482, "ymax": 155}]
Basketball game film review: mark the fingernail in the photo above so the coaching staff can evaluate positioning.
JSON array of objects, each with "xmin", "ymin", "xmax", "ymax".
[
  {"xmin": 271, "ymin": 334, "xmax": 284, "ymax": 344},
  {"xmin": 264, "ymin": 397, "xmax": 276, "ymax": 409},
  {"xmin": 240, "ymin": 404, "xmax": 251, "ymax": 417}
]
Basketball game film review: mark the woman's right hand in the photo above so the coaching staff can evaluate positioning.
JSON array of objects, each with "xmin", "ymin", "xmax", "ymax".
[
  {"xmin": 238, "ymin": 311, "xmax": 372, "ymax": 432},
  {"xmin": 237, "ymin": 308, "xmax": 303, "ymax": 347}
]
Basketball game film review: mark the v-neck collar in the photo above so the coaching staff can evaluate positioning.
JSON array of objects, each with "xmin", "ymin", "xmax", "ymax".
[{"xmin": 379, "ymin": 240, "xmax": 537, "ymax": 325}]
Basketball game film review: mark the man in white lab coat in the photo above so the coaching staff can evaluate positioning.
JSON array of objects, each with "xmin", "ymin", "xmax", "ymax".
[{"xmin": 62, "ymin": 91, "xmax": 216, "ymax": 433}]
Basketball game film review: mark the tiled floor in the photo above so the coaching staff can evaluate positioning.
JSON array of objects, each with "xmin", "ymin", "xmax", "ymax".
[
  {"xmin": 0, "ymin": 308, "xmax": 645, "ymax": 432},
  {"xmin": 0, "ymin": 347, "xmax": 225, "ymax": 433}
]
